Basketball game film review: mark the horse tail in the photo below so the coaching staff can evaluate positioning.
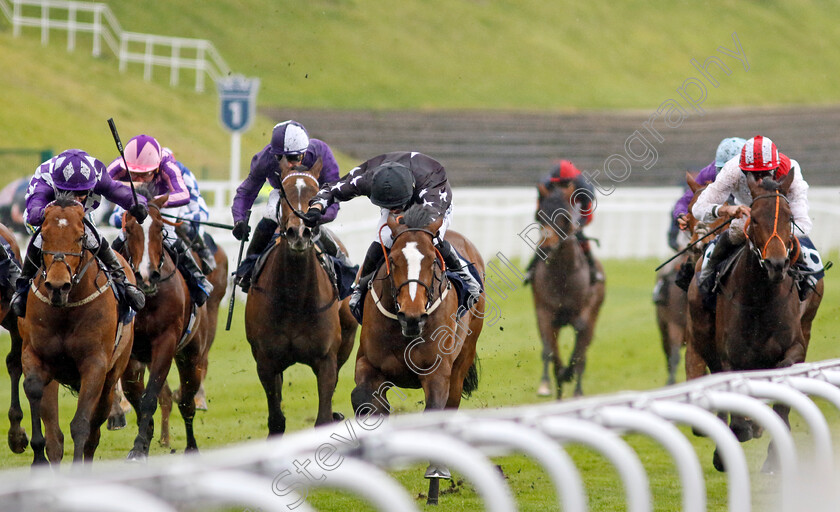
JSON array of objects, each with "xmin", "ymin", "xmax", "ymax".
[{"xmin": 461, "ymin": 355, "xmax": 481, "ymax": 398}]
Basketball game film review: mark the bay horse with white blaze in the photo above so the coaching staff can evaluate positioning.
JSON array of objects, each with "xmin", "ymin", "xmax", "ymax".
[
  {"xmin": 18, "ymin": 194, "xmax": 134, "ymax": 464},
  {"xmin": 531, "ymin": 182, "xmax": 605, "ymax": 398},
  {"xmin": 118, "ymin": 191, "xmax": 210, "ymax": 459},
  {"xmin": 687, "ymin": 170, "xmax": 815, "ymax": 472},
  {"xmin": 246, "ymin": 161, "xmax": 357, "ymax": 435},
  {"xmin": 351, "ymin": 206, "xmax": 484, "ymax": 415}
]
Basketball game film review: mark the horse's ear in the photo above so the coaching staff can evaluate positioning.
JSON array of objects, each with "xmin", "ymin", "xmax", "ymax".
[
  {"xmin": 308, "ymin": 157, "xmax": 323, "ymax": 179},
  {"xmin": 537, "ymin": 183, "xmax": 550, "ymax": 199},
  {"xmin": 779, "ymin": 167, "xmax": 795, "ymax": 195},
  {"xmin": 386, "ymin": 212, "xmax": 400, "ymax": 233},
  {"xmin": 686, "ymin": 172, "xmax": 702, "ymax": 193},
  {"xmin": 429, "ymin": 216, "xmax": 444, "ymax": 235},
  {"xmin": 746, "ymin": 172, "xmax": 762, "ymax": 196},
  {"xmin": 153, "ymin": 194, "xmax": 168, "ymax": 209}
]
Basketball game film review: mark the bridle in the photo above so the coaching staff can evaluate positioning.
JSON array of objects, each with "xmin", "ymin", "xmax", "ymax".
[
  {"xmin": 275, "ymin": 171, "xmax": 319, "ymax": 231},
  {"xmin": 743, "ymin": 192, "xmax": 800, "ymax": 266},
  {"xmin": 122, "ymin": 203, "xmax": 175, "ymax": 285}
]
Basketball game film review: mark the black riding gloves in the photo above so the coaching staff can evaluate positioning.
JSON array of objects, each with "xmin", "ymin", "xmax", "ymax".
[
  {"xmin": 232, "ymin": 220, "xmax": 251, "ymax": 241},
  {"xmin": 129, "ymin": 202, "xmax": 148, "ymax": 224},
  {"xmin": 302, "ymin": 207, "xmax": 323, "ymax": 228}
]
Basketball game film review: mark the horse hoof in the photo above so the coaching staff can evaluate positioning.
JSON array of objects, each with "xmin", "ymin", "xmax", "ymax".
[
  {"xmin": 712, "ymin": 449, "xmax": 726, "ymax": 472},
  {"xmin": 8, "ymin": 429, "xmax": 28, "ymax": 454},
  {"xmin": 560, "ymin": 368, "xmax": 574, "ymax": 383},
  {"xmin": 195, "ymin": 396, "xmax": 208, "ymax": 411},
  {"xmin": 332, "ymin": 412, "xmax": 345, "ymax": 421},
  {"xmin": 107, "ymin": 413, "xmax": 127, "ymax": 431},
  {"xmin": 536, "ymin": 382, "xmax": 552, "ymax": 396},
  {"xmin": 126, "ymin": 450, "xmax": 148, "ymax": 463}
]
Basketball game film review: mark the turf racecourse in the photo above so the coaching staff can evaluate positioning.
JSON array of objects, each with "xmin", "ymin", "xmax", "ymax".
[{"xmin": 0, "ymin": 256, "xmax": 837, "ymax": 511}]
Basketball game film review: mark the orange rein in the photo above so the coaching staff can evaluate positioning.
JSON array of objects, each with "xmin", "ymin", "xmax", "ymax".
[
  {"xmin": 744, "ymin": 193, "xmax": 797, "ymax": 261},
  {"xmin": 379, "ymin": 216, "xmax": 447, "ymax": 276}
]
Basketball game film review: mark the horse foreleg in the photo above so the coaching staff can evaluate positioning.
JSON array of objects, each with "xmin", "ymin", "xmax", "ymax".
[
  {"xmin": 762, "ymin": 403, "xmax": 791, "ymax": 474},
  {"xmin": 21, "ymin": 350, "xmax": 51, "ymax": 466},
  {"xmin": 106, "ymin": 383, "xmax": 127, "ymax": 431},
  {"xmin": 120, "ymin": 359, "xmax": 145, "ymax": 424},
  {"xmin": 174, "ymin": 344, "xmax": 202, "ymax": 453},
  {"xmin": 4, "ymin": 320, "xmax": 27, "ymax": 453},
  {"xmin": 257, "ymin": 368, "xmax": 286, "ymax": 437},
  {"xmin": 535, "ymin": 307, "xmax": 560, "ymax": 398},
  {"xmin": 351, "ymin": 355, "xmax": 391, "ymax": 416},
  {"xmin": 566, "ymin": 318, "xmax": 594, "ymax": 397},
  {"xmin": 83, "ymin": 382, "xmax": 116, "ymax": 462},
  {"xmin": 128, "ymin": 341, "xmax": 176, "ymax": 461},
  {"xmin": 421, "ymin": 371, "xmax": 451, "ymax": 412},
  {"xmin": 40, "ymin": 381, "xmax": 64, "ymax": 464},
  {"xmin": 157, "ymin": 381, "xmax": 172, "ymax": 448},
  {"xmin": 312, "ymin": 353, "xmax": 340, "ymax": 426},
  {"xmin": 69, "ymin": 357, "xmax": 108, "ymax": 464}
]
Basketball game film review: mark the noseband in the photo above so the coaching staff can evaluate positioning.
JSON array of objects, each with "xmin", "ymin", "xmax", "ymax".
[
  {"xmin": 744, "ymin": 192, "xmax": 799, "ymax": 265},
  {"xmin": 382, "ymin": 227, "xmax": 448, "ymax": 313}
]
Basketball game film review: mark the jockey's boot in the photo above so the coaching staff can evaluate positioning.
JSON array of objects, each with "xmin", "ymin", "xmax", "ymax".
[
  {"xmin": 0, "ymin": 244, "xmax": 21, "ymax": 302},
  {"xmin": 349, "ymin": 242, "xmax": 386, "ymax": 314},
  {"xmin": 577, "ymin": 232, "xmax": 603, "ymax": 284},
  {"xmin": 169, "ymin": 237, "xmax": 213, "ymax": 306},
  {"xmin": 674, "ymin": 259, "xmax": 695, "ymax": 292},
  {"xmin": 10, "ymin": 238, "xmax": 41, "ymax": 318},
  {"xmin": 97, "ymin": 241, "xmax": 146, "ymax": 311},
  {"xmin": 437, "ymin": 239, "xmax": 482, "ymax": 310},
  {"xmin": 697, "ymin": 230, "xmax": 736, "ymax": 296},
  {"xmin": 235, "ymin": 219, "xmax": 277, "ymax": 293},
  {"xmin": 317, "ymin": 228, "xmax": 349, "ymax": 265},
  {"xmin": 652, "ymin": 278, "xmax": 667, "ymax": 305},
  {"xmin": 177, "ymin": 224, "xmax": 216, "ymax": 275}
]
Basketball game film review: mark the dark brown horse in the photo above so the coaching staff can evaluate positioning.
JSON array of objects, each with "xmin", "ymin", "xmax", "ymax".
[
  {"xmin": 246, "ymin": 162, "xmax": 357, "ymax": 435},
  {"xmin": 18, "ymin": 195, "xmax": 134, "ymax": 464},
  {"xmin": 687, "ymin": 170, "xmax": 810, "ymax": 472},
  {"xmin": 0, "ymin": 222, "xmax": 29, "ymax": 453},
  {"xmin": 531, "ymin": 182, "xmax": 605, "ymax": 398},
  {"xmin": 351, "ymin": 206, "xmax": 484, "ymax": 415},
  {"xmin": 118, "ymin": 193, "xmax": 210, "ymax": 459}
]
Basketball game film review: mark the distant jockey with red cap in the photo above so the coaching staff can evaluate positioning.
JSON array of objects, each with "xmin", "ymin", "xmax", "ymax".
[
  {"xmin": 692, "ymin": 135, "xmax": 825, "ymax": 300},
  {"xmin": 524, "ymin": 159, "xmax": 601, "ymax": 285},
  {"xmin": 107, "ymin": 134, "xmax": 213, "ymax": 306}
]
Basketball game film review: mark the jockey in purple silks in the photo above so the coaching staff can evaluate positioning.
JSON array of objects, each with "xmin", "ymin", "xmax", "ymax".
[
  {"xmin": 11, "ymin": 149, "xmax": 148, "ymax": 317},
  {"xmin": 303, "ymin": 151, "xmax": 483, "ymax": 314},
  {"xmin": 230, "ymin": 120, "xmax": 344, "ymax": 292},
  {"xmin": 107, "ymin": 134, "xmax": 213, "ymax": 306}
]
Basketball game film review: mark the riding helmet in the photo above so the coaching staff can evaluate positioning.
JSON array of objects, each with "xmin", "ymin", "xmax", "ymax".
[
  {"xmin": 50, "ymin": 149, "xmax": 102, "ymax": 191},
  {"xmin": 269, "ymin": 120, "xmax": 309, "ymax": 156},
  {"xmin": 370, "ymin": 162, "xmax": 415, "ymax": 209},
  {"xmin": 740, "ymin": 135, "xmax": 779, "ymax": 172},
  {"xmin": 124, "ymin": 134, "xmax": 162, "ymax": 173},
  {"xmin": 714, "ymin": 137, "xmax": 746, "ymax": 169}
]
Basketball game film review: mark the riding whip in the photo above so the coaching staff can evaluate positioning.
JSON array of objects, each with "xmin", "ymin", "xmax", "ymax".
[
  {"xmin": 226, "ymin": 209, "xmax": 250, "ymax": 331},
  {"xmin": 159, "ymin": 212, "xmax": 235, "ymax": 230},
  {"xmin": 107, "ymin": 118, "xmax": 139, "ymax": 207},
  {"xmin": 654, "ymin": 218, "xmax": 733, "ymax": 272}
]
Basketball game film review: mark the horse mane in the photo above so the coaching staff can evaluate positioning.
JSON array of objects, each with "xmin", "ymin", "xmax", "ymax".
[
  {"xmin": 133, "ymin": 184, "xmax": 154, "ymax": 200},
  {"xmin": 52, "ymin": 191, "xmax": 80, "ymax": 208},
  {"xmin": 759, "ymin": 178, "xmax": 780, "ymax": 192},
  {"xmin": 402, "ymin": 205, "xmax": 438, "ymax": 229},
  {"xmin": 539, "ymin": 190, "xmax": 570, "ymax": 216}
]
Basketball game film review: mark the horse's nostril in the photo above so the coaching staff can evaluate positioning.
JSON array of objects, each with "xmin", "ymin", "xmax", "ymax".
[
  {"xmin": 61, "ymin": 282, "xmax": 71, "ymax": 293},
  {"xmin": 302, "ymin": 227, "xmax": 311, "ymax": 238},
  {"xmin": 151, "ymin": 270, "xmax": 161, "ymax": 281},
  {"xmin": 286, "ymin": 227, "xmax": 297, "ymax": 239},
  {"xmin": 44, "ymin": 282, "xmax": 54, "ymax": 292}
]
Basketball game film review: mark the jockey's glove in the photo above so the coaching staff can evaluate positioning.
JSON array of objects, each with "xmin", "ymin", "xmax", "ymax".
[
  {"xmin": 232, "ymin": 220, "xmax": 251, "ymax": 241},
  {"xmin": 129, "ymin": 202, "xmax": 148, "ymax": 224},
  {"xmin": 302, "ymin": 207, "xmax": 322, "ymax": 228}
]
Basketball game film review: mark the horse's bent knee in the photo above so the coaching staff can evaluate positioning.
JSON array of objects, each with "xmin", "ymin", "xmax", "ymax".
[{"xmin": 23, "ymin": 376, "xmax": 44, "ymax": 401}]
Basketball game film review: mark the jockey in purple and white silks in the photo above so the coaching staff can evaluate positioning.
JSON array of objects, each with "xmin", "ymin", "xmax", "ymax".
[
  {"xmin": 107, "ymin": 135, "xmax": 213, "ymax": 306},
  {"xmin": 11, "ymin": 149, "xmax": 148, "ymax": 317},
  {"xmin": 692, "ymin": 135, "xmax": 824, "ymax": 300},
  {"xmin": 303, "ymin": 151, "xmax": 482, "ymax": 313},
  {"xmin": 230, "ymin": 120, "xmax": 344, "ymax": 292}
]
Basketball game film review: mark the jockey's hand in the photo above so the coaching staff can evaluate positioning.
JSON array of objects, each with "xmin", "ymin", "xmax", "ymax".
[
  {"xmin": 302, "ymin": 207, "xmax": 323, "ymax": 228},
  {"xmin": 129, "ymin": 202, "xmax": 148, "ymax": 224},
  {"xmin": 677, "ymin": 214, "xmax": 689, "ymax": 231},
  {"xmin": 718, "ymin": 204, "xmax": 750, "ymax": 219},
  {"xmin": 232, "ymin": 220, "xmax": 251, "ymax": 241}
]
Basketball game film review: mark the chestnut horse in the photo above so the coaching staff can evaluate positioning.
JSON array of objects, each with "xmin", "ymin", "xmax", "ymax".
[
  {"xmin": 119, "ymin": 192, "xmax": 210, "ymax": 459},
  {"xmin": 351, "ymin": 206, "xmax": 484, "ymax": 415},
  {"xmin": 245, "ymin": 162, "xmax": 357, "ymax": 435},
  {"xmin": 687, "ymin": 170, "xmax": 817, "ymax": 472},
  {"xmin": 0, "ymin": 222, "xmax": 29, "ymax": 453},
  {"xmin": 531, "ymin": 182, "xmax": 605, "ymax": 399},
  {"xmin": 18, "ymin": 194, "xmax": 134, "ymax": 464}
]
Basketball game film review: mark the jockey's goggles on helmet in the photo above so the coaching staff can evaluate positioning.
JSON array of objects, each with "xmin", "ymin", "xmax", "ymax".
[{"xmin": 277, "ymin": 153, "xmax": 303, "ymax": 164}]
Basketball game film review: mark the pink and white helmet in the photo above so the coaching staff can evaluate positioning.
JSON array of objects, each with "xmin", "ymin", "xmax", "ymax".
[
  {"xmin": 739, "ymin": 135, "xmax": 779, "ymax": 172},
  {"xmin": 124, "ymin": 134, "xmax": 162, "ymax": 173}
]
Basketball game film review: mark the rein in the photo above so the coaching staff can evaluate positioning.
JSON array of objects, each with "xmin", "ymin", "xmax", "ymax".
[
  {"xmin": 276, "ymin": 170, "xmax": 319, "ymax": 222},
  {"xmin": 744, "ymin": 192, "xmax": 798, "ymax": 264}
]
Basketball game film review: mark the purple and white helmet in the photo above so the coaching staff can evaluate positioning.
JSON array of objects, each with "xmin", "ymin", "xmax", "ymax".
[
  {"xmin": 269, "ymin": 120, "xmax": 309, "ymax": 156},
  {"xmin": 124, "ymin": 134, "xmax": 162, "ymax": 173},
  {"xmin": 50, "ymin": 149, "xmax": 102, "ymax": 192}
]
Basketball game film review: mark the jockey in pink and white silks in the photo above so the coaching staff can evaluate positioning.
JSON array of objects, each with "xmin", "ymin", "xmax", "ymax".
[
  {"xmin": 11, "ymin": 149, "xmax": 148, "ymax": 316},
  {"xmin": 692, "ymin": 135, "xmax": 824, "ymax": 300},
  {"xmin": 107, "ymin": 135, "xmax": 213, "ymax": 306}
]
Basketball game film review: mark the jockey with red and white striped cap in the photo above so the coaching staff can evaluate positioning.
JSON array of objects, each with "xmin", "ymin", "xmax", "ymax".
[{"xmin": 692, "ymin": 135, "xmax": 824, "ymax": 299}]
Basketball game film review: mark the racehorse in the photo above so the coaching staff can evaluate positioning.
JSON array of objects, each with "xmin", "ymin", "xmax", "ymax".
[
  {"xmin": 531, "ymin": 182, "xmax": 605, "ymax": 398},
  {"xmin": 18, "ymin": 194, "xmax": 134, "ymax": 464},
  {"xmin": 0, "ymin": 222, "xmax": 29, "ymax": 453},
  {"xmin": 687, "ymin": 170, "xmax": 810, "ymax": 472},
  {"xmin": 118, "ymin": 191, "xmax": 210, "ymax": 459},
  {"xmin": 245, "ymin": 161, "xmax": 357, "ymax": 435},
  {"xmin": 351, "ymin": 206, "xmax": 484, "ymax": 415}
]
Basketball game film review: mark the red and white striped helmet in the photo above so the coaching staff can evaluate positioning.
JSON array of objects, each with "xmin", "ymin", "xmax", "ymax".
[{"xmin": 739, "ymin": 135, "xmax": 779, "ymax": 172}]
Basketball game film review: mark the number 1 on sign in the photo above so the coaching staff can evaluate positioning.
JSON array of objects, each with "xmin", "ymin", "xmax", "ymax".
[{"xmin": 227, "ymin": 101, "xmax": 243, "ymax": 127}]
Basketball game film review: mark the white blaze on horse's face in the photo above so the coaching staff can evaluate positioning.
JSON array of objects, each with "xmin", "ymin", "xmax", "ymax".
[
  {"xmin": 402, "ymin": 242, "xmax": 424, "ymax": 301},
  {"xmin": 295, "ymin": 178, "xmax": 305, "ymax": 212},
  {"xmin": 140, "ymin": 219, "xmax": 153, "ymax": 280},
  {"xmin": 57, "ymin": 218, "xmax": 68, "ymax": 228}
]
